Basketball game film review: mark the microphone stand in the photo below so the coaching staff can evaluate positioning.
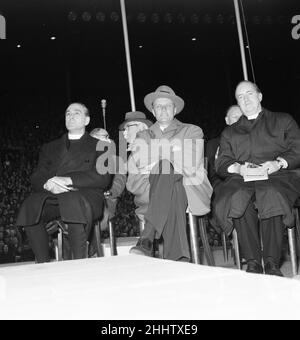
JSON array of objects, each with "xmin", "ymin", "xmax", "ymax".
[{"xmin": 101, "ymin": 99, "xmax": 107, "ymax": 131}]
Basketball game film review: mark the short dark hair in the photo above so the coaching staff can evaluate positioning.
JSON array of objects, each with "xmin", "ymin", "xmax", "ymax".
[{"xmin": 66, "ymin": 102, "xmax": 90, "ymax": 116}]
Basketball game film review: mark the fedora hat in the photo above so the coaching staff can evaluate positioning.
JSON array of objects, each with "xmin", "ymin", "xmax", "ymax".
[
  {"xmin": 144, "ymin": 85, "xmax": 185, "ymax": 114},
  {"xmin": 119, "ymin": 111, "xmax": 153, "ymax": 130}
]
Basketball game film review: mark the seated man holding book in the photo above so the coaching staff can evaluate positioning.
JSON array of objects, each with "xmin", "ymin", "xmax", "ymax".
[{"xmin": 214, "ymin": 81, "xmax": 300, "ymax": 276}]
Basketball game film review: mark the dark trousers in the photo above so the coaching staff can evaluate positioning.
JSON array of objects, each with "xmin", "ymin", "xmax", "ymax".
[
  {"xmin": 25, "ymin": 200, "xmax": 87, "ymax": 263},
  {"xmin": 142, "ymin": 160, "xmax": 190, "ymax": 261},
  {"xmin": 233, "ymin": 197, "xmax": 284, "ymax": 265}
]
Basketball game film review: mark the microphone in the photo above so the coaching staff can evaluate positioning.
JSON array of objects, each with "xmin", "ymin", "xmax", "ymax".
[
  {"xmin": 101, "ymin": 99, "xmax": 107, "ymax": 109},
  {"xmin": 101, "ymin": 99, "xmax": 107, "ymax": 130}
]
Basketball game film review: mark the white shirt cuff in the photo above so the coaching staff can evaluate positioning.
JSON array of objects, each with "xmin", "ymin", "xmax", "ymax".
[
  {"xmin": 276, "ymin": 157, "xmax": 288, "ymax": 169},
  {"xmin": 228, "ymin": 162, "xmax": 240, "ymax": 173}
]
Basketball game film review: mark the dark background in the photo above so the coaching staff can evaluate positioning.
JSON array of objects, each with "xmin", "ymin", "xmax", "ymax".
[{"xmin": 1, "ymin": 0, "xmax": 300, "ymax": 138}]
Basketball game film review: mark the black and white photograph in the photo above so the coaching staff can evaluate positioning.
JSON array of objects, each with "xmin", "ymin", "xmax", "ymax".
[{"xmin": 1, "ymin": 0, "xmax": 300, "ymax": 321}]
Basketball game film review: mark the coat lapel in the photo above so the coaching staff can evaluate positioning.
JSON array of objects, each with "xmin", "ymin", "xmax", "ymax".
[{"xmin": 56, "ymin": 133, "xmax": 90, "ymax": 172}]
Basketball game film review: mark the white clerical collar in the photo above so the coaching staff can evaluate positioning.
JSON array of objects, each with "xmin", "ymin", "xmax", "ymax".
[
  {"xmin": 247, "ymin": 113, "xmax": 259, "ymax": 120},
  {"xmin": 68, "ymin": 132, "xmax": 84, "ymax": 140}
]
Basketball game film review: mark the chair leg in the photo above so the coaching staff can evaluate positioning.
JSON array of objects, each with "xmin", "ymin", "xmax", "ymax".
[
  {"xmin": 139, "ymin": 220, "xmax": 145, "ymax": 235},
  {"xmin": 293, "ymin": 207, "xmax": 300, "ymax": 251},
  {"xmin": 288, "ymin": 227, "xmax": 298, "ymax": 276},
  {"xmin": 158, "ymin": 240, "xmax": 164, "ymax": 259},
  {"xmin": 198, "ymin": 216, "xmax": 215, "ymax": 266},
  {"xmin": 188, "ymin": 213, "xmax": 201, "ymax": 264},
  {"xmin": 221, "ymin": 232, "xmax": 228, "ymax": 262},
  {"xmin": 108, "ymin": 219, "xmax": 117, "ymax": 256},
  {"xmin": 232, "ymin": 229, "xmax": 241, "ymax": 270},
  {"xmin": 94, "ymin": 221, "xmax": 104, "ymax": 257},
  {"xmin": 54, "ymin": 240, "xmax": 59, "ymax": 261},
  {"xmin": 57, "ymin": 229, "xmax": 63, "ymax": 261}
]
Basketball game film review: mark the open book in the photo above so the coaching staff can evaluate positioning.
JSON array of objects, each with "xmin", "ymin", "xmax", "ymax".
[{"xmin": 243, "ymin": 163, "xmax": 268, "ymax": 182}]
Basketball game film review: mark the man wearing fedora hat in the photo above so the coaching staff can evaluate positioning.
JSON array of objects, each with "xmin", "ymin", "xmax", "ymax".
[
  {"xmin": 117, "ymin": 111, "xmax": 153, "ymax": 224},
  {"xmin": 128, "ymin": 85, "xmax": 213, "ymax": 261}
]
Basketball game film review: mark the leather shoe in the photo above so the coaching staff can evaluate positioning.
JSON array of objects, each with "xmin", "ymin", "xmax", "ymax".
[
  {"xmin": 129, "ymin": 238, "xmax": 153, "ymax": 257},
  {"xmin": 246, "ymin": 260, "xmax": 264, "ymax": 274},
  {"xmin": 264, "ymin": 260, "xmax": 284, "ymax": 277}
]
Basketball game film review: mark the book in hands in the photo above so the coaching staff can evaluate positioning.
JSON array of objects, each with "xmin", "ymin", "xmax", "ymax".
[
  {"xmin": 243, "ymin": 162, "xmax": 269, "ymax": 182},
  {"xmin": 49, "ymin": 178, "xmax": 78, "ymax": 191}
]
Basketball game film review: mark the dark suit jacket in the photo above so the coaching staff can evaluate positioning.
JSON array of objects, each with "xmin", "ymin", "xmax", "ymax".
[
  {"xmin": 16, "ymin": 132, "xmax": 111, "ymax": 227},
  {"xmin": 205, "ymin": 136, "xmax": 222, "ymax": 189}
]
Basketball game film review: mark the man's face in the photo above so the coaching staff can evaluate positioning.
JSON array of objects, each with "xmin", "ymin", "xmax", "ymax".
[
  {"xmin": 225, "ymin": 106, "xmax": 243, "ymax": 126},
  {"xmin": 123, "ymin": 121, "xmax": 140, "ymax": 144},
  {"xmin": 235, "ymin": 82, "xmax": 262, "ymax": 117},
  {"xmin": 65, "ymin": 103, "xmax": 90, "ymax": 133},
  {"xmin": 152, "ymin": 98, "xmax": 176, "ymax": 125}
]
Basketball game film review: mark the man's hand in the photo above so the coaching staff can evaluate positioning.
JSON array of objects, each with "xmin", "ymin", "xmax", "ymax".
[
  {"xmin": 260, "ymin": 161, "xmax": 281, "ymax": 175},
  {"xmin": 51, "ymin": 176, "xmax": 73, "ymax": 187},
  {"xmin": 138, "ymin": 162, "xmax": 157, "ymax": 174},
  {"xmin": 228, "ymin": 162, "xmax": 245, "ymax": 175}
]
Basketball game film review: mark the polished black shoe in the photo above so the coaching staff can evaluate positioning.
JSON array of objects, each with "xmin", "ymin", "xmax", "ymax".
[
  {"xmin": 246, "ymin": 260, "xmax": 264, "ymax": 274},
  {"xmin": 264, "ymin": 260, "xmax": 284, "ymax": 277},
  {"xmin": 129, "ymin": 238, "xmax": 153, "ymax": 257}
]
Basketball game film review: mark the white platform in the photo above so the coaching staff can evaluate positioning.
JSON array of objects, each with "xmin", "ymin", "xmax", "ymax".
[{"xmin": 1, "ymin": 255, "xmax": 300, "ymax": 320}]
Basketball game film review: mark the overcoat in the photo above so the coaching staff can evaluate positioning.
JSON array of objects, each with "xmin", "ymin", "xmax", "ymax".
[
  {"xmin": 16, "ymin": 133, "xmax": 111, "ymax": 227},
  {"xmin": 126, "ymin": 119, "xmax": 212, "ymax": 216},
  {"xmin": 214, "ymin": 109, "xmax": 300, "ymax": 234}
]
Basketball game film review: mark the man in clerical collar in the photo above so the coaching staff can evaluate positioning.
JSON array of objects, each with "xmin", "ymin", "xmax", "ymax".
[
  {"xmin": 128, "ymin": 85, "xmax": 212, "ymax": 262},
  {"xmin": 16, "ymin": 102, "xmax": 111, "ymax": 262},
  {"xmin": 214, "ymin": 81, "xmax": 300, "ymax": 277}
]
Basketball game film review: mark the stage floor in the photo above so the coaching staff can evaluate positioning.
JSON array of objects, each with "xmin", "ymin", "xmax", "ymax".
[{"xmin": 1, "ymin": 254, "xmax": 300, "ymax": 320}]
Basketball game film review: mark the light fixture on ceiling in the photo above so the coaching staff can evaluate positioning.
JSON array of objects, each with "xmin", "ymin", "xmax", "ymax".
[
  {"xmin": 190, "ymin": 14, "xmax": 199, "ymax": 24},
  {"xmin": 82, "ymin": 12, "xmax": 92, "ymax": 22},
  {"xmin": 164, "ymin": 13, "xmax": 173, "ymax": 24},
  {"xmin": 68, "ymin": 11, "xmax": 77, "ymax": 22},
  {"xmin": 96, "ymin": 12, "xmax": 106, "ymax": 22},
  {"xmin": 110, "ymin": 12, "xmax": 120, "ymax": 22},
  {"xmin": 177, "ymin": 13, "xmax": 186, "ymax": 24},
  {"xmin": 151, "ymin": 13, "xmax": 160, "ymax": 24},
  {"xmin": 137, "ymin": 13, "xmax": 147, "ymax": 23}
]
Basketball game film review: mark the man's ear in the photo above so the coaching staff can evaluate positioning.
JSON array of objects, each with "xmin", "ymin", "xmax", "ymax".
[
  {"xmin": 225, "ymin": 117, "xmax": 229, "ymax": 125},
  {"xmin": 259, "ymin": 93, "xmax": 263, "ymax": 102},
  {"xmin": 174, "ymin": 107, "xmax": 177, "ymax": 115},
  {"xmin": 85, "ymin": 116, "xmax": 90, "ymax": 126}
]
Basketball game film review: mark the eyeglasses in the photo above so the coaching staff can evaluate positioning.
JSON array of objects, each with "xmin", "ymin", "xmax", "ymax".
[{"xmin": 153, "ymin": 104, "xmax": 174, "ymax": 111}]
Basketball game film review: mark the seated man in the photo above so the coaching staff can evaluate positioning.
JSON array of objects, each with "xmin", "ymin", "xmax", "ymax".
[
  {"xmin": 206, "ymin": 105, "xmax": 242, "ymax": 189},
  {"xmin": 120, "ymin": 111, "xmax": 153, "ymax": 223},
  {"xmin": 215, "ymin": 81, "xmax": 300, "ymax": 276},
  {"xmin": 128, "ymin": 85, "xmax": 213, "ymax": 262},
  {"xmin": 16, "ymin": 103, "xmax": 111, "ymax": 262}
]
